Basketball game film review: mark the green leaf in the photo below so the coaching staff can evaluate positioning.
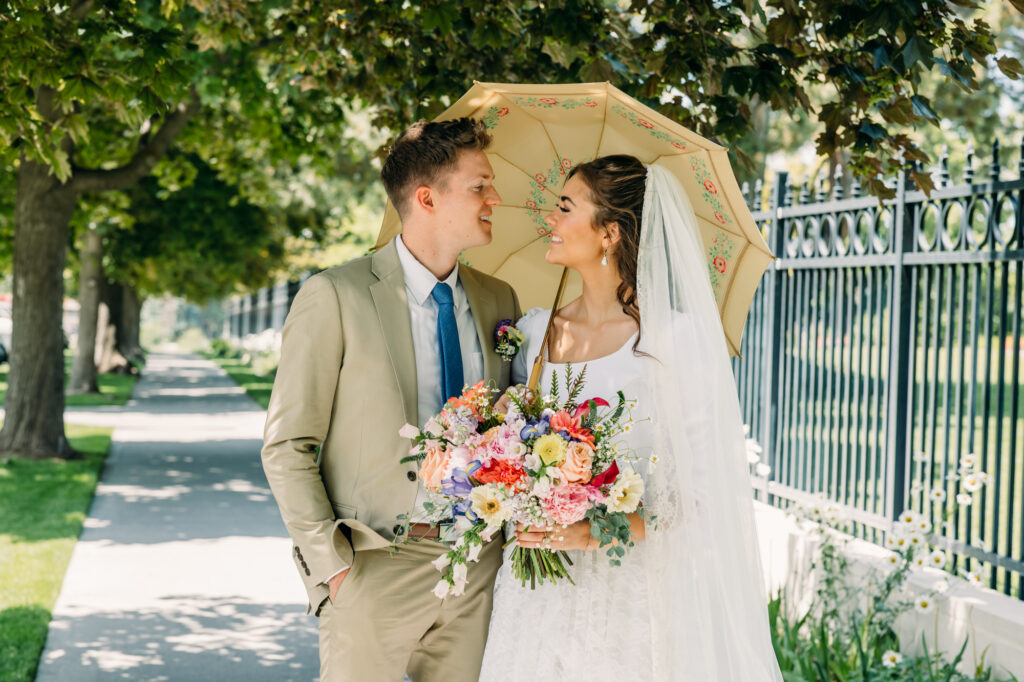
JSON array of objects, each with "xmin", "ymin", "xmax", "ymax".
[
  {"xmin": 542, "ymin": 40, "xmax": 579, "ymax": 69},
  {"xmin": 996, "ymin": 56, "xmax": 1024, "ymax": 81},
  {"xmin": 578, "ymin": 58, "xmax": 614, "ymax": 83},
  {"xmin": 909, "ymin": 95, "xmax": 937, "ymax": 122}
]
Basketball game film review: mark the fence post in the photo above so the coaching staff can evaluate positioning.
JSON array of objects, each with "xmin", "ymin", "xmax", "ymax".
[
  {"xmin": 884, "ymin": 168, "xmax": 915, "ymax": 522},
  {"xmin": 761, "ymin": 171, "xmax": 789, "ymax": 505}
]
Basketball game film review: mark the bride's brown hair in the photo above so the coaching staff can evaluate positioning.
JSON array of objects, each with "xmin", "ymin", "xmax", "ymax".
[{"xmin": 567, "ymin": 154, "xmax": 647, "ymax": 353}]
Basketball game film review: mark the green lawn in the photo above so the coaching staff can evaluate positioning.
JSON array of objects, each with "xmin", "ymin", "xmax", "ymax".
[
  {"xmin": 0, "ymin": 354, "xmax": 137, "ymax": 408},
  {"xmin": 0, "ymin": 424, "xmax": 113, "ymax": 682},
  {"xmin": 207, "ymin": 356, "xmax": 274, "ymax": 409}
]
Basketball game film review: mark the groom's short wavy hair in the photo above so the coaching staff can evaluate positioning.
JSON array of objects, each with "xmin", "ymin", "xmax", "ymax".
[{"xmin": 381, "ymin": 118, "xmax": 493, "ymax": 218}]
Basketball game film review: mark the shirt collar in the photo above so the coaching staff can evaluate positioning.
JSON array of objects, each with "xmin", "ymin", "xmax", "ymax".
[{"xmin": 395, "ymin": 235, "xmax": 465, "ymax": 309}]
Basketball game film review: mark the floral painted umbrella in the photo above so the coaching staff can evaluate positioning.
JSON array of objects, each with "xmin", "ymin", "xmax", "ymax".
[{"xmin": 374, "ymin": 82, "xmax": 772, "ymax": 356}]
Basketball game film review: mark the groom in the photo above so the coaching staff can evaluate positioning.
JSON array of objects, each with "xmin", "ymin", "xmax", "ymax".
[{"xmin": 262, "ymin": 117, "xmax": 520, "ymax": 681}]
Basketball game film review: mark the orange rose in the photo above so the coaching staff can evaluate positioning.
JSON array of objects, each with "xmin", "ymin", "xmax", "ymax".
[
  {"xmin": 418, "ymin": 445, "xmax": 450, "ymax": 491},
  {"xmin": 560, "ymin": 441, "xmax": 594, "ymax": 484}
]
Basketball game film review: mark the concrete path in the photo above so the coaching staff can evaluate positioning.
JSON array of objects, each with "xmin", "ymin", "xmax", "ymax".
[{"xmin": 35, "ymin": 353, "xmax": 318, "ymax": 681}]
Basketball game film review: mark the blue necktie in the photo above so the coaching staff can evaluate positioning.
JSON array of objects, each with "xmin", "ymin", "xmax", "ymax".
[{"xmin": 431, "ymin": 282, "xmax": 464, "ymax": 406}]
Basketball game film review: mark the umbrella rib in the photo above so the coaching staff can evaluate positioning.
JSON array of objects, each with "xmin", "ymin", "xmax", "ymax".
[
  {"xmin": 488, "ymin": 235, "xmax": 546, "ymax": 275},
  {"xmin": 593, "ymin": 86, "xmax": 609, "ymax": 159},
  {"xmin": 492, "ymin": 153, "xmax": 562, "ymax": 202}
]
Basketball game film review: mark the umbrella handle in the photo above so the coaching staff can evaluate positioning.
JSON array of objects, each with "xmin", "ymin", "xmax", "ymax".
[{"xmin": 526, "ymin": 267, "xmax": 570, "ymax": 392}]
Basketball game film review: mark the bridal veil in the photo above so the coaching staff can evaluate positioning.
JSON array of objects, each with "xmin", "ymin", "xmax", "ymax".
[{"xmin": 639, "ymin": 164, "xmax": 783, "ymax": 680}]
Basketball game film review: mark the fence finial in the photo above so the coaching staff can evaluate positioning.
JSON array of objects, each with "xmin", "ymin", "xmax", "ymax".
[
  {"xmin": 964, "ymin": 142, "xmax": 975, "ymax": 184},
  {"xmin": 754, "ymin": 177, "xmax": 764, "ymax": 211},
  {"xmin": 798, "ymin": 173, "xmax": 810, "ymax": 204},
  {"xmin": 851, "ymin": 173, "xmax": 862, "ymax": 198},
  {"xmin": 938, "ymin": 145, "xmax": 950, "ymax": 187},
  {"xmin": 990, "ymin": 138, "xmax": 1001, "ymax": 182},
  {"xmin": 741, "ymin": 180, "xmax": 751, "ymax": 208},
  {"xmin": 833, "ymin": 164, "xmax": 844, "ymax": 200}
]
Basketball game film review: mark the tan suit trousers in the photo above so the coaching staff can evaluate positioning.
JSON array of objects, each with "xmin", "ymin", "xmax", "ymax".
[{"xmin": 319, "ymin": 537, "xmax": 501, "ymax": 682}]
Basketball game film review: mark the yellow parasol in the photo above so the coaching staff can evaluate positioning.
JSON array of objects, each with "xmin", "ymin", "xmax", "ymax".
[{"xmin": 374, "ymin": 81, "xmax": 772, "ymax": 357}]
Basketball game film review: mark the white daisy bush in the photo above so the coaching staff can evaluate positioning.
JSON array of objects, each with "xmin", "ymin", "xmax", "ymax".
[{"xmin": 773, "ymin": 453, "xmax": 1005, "ymax": 678}]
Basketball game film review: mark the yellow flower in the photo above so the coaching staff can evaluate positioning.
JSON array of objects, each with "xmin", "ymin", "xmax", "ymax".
[{"xmin": 534, "ymin": 433, "xmax": 567, "ymax": 466}]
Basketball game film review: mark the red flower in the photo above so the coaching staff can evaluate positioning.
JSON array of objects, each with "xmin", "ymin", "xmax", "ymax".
[
  {"xmin": 573, "ymin": 396, "xmax": 610, "ymax": 420},
  {"xmin": 714, "ymin": 211, "xmax": 726, "ymax": 224},
  {"xmin": 535, "ymin": 173, "xmax": 547, "ymax": 184},
  {"xmin": 526, "ymin": 200, "xmax": 537, "ymax": 209},
  {"xmin": 704, "ymin": 179, "xmax": 718, "ymax": 194},
  {"xmin": 539, "ymin": 97, "xmax": 558, "ymax": 105},
  {"xmin": 550, "ymin": 410, "xmax": 595, "ymax": 446},
  {"xmin": 538, "ymin": 227, "xmax": 550, "ymax": 236},
  {"xmin": 474, "ymin": 459, "xmax": 527, "ymax": 492},
  {"xmin": 589, "ymin": 461, "xmax": 619, "ymax": 488},
  {"xmin": 561, "ymin": 158, "xmax": 572, "ymax": 168},
  {"xmin": 584, "ymin": 100, "xmax": 598, "ymax": 107},
  {"xmin": 672, "ymin": 141, "xmax": 686, "ymax": 150},
  {"xmin": 638, "ymin": 118, "xmax": 654, "ymax": 129},
  {"xmin": 714, "ymin": 256, "xmax": 727, "ymax": 273},
  {"xmin": 497, "ymin": 107, "xmax": 509, "ymax": 117}
]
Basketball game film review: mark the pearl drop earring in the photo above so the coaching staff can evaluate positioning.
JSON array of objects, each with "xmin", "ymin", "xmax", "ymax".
[{"xmin": 601, "ymin": 249, "xmax": 608, "ymax": 266}]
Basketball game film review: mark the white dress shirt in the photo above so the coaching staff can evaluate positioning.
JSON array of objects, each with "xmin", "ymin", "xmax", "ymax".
[{"xmin": 395, "ymin": 235, "xmax": 484, "ymax": 521}]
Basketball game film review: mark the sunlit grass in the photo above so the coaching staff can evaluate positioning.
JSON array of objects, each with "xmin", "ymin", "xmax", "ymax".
[{"xmin": 0, "ymin": 423, "xmax": 113, "ymax": 682}]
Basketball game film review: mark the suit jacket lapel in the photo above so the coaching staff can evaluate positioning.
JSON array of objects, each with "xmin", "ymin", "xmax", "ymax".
[
  {"xmin": 460, "ymin": 266, "xmax": 500, "ymax": 386},
  {"xmin": 370, "ymin": 242, "xmax": 418, "ymax": 427}
]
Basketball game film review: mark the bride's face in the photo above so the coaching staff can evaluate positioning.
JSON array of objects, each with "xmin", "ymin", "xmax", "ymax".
[{"xmin": 544, "ymin": 175, "xmax": 608, "ymax": 268}]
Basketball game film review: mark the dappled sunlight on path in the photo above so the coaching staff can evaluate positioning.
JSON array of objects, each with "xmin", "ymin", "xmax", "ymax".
[{"xmin": 35, "ymin": 353, "xmax": 318, "ymax": 681}]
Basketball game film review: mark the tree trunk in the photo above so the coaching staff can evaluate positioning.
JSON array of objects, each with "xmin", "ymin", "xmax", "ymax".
[
  {"xmin": 118, "ymin": 284, "xmax": 144, "ymax": 367},
  {"xmin": 68, "ymin": 229, "xmax": 103, "ymax": 394},
  {"xmin": 0, "ymin": 157, "xmax": 76, "ymax": 459},
  {"xmin": 95, "ymin": 276, "xmax": 130, "ymax": 374}
]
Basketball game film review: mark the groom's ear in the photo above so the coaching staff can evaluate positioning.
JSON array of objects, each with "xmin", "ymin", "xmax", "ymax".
[{"xmin": 413, "ymin": 185, "xmax": 435, "ymax": 213}]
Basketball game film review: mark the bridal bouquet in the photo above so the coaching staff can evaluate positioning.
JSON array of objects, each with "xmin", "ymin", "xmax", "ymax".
[{"xmin": 397, "ymin": 367, "xmax": 646, "ymax": 597}]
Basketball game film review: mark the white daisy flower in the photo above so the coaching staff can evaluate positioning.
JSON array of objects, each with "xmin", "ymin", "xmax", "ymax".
[
  {"xmin": 972, "ymin": 536, "xmax": 989, "ymax": 552},
  {"xmin": 885, "ymin": 534, "xmax": 908, "ymax": 550},
  {"xmin": 907, "ymin": 532, "xmax": 925, "ymax": 546},
  {"xmin": 960, "ymin": 453, "xmax": 977, "ymax": 469},
  {"xmin": 978, "ymin": 471, "xmax": 991, "ymax": 485},
  {"xmin": 913, "ymin": 451, "xmax": 929, "ymax": 463},
  {"xmin": 963, "ymin": 570, "xmax": 984, "ymax": 586},
  {"xmin": 916, "ymin": 518, "xmax": 932, "ymax": 534},
  {"xmin": 914, "ymin": 596, "xmax": 935, "ymax": 614},
  {"xmin": 928, "ymin": 550, "xmax": 946, "ymax": 567},
  {"xmin": 946, "ymin": 472, "xmax": 961, "ymax": 482},
  {"xmin": 914, "ymin": 555, "xmax": 926, "ymax": 568},
  {"xmin": 899, "ymin": 510, "xmax": 918, "ymax": 525},
  {"xmin": 910, "ymin": 480, "xmax": 923, "ymax": 494},
  {"xmin": 929, "ymin": 489, "xmax": 946, "ymax": 504},
  {"xmin": 882, "ymin": 650, "xmax": 903, "ymax": 667},
  {"xmin": 933, "ymin": 579, "xmax": 949, "ymax": 593},
  {"xmin": 885, "ymin": 552, "xmax": 901, "ymax": 566},
  {"xmin": 956, "ymin": 493, "xmax": 972, "ymax": 505},
  {"xmin": 755, "ymin": 463, "xmax": 772, "ymax": 478},
  {"xmin": 962, "ymin": 474, "xmax": 983, "ymax": 492}
]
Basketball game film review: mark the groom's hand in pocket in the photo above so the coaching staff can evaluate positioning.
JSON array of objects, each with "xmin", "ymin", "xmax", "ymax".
[{"xmin": 327, "ymin": 568, "xmax": 350, "ymax": 604}]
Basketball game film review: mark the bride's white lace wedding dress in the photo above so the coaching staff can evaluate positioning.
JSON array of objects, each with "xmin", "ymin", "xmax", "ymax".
[
  {"xmin": 479, "ymin": 307, "xmax": 658, "ymax": 682},
  {"xmin": 477, "ymin": 165, "xmax": 783, "ymax": 681}
]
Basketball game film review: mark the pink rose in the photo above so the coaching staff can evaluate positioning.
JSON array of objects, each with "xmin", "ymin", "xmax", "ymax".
[
  {"xmin": 418, "ymin": 445, "xmax": 450, "ymax": 491},
  {"xmin": 559, "ymin": 441, "xmax": 594, "ymax": 483},
  {"xmin": 541, "ymin": 483, "xmax": 599, "ymax": 526}
]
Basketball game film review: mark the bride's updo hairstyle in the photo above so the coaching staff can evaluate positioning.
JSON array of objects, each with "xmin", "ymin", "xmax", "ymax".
[{"xmin": 567, "ymin": 154, "xmax": 647, "ymax": 351}]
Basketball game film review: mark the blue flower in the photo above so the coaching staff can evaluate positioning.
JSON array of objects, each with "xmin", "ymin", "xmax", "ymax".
[
  {"xmin": 441, "ymin": 467, "xmax": 474, "ymax": 498},
  {"xmin": 520, "ymin": 415, "xmax": 550, "ymax": 440}
]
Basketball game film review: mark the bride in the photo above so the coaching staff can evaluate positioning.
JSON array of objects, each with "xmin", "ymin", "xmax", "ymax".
[{"xmin": 478, "ymin": 156, "xmax": 783, "ymax": 681}]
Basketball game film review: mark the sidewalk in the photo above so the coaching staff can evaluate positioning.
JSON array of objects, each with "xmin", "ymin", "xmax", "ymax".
[{"xmin": 35, "ymin": 353, "xmax": 318, "ymax": 681}]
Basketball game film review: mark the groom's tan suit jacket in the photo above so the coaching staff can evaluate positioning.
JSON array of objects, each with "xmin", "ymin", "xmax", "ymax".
[{"xmin": 261, "ymin": 239, "xmax": 520, "ymax": 612}]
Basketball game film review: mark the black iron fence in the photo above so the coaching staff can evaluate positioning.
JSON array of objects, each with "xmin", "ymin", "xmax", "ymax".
[{"xmin": 734, "ymin": 140, "xmax": 1024, "ymax": 599}]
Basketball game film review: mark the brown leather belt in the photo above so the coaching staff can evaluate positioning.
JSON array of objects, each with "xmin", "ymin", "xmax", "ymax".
[{"xmin": 408, "ymin": 523, "xmax": 441, "ymax": 539}]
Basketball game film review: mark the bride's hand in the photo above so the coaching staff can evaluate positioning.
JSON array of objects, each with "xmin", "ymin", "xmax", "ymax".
[
  {"xmin": 515, "ymin": 521, "xmax": 593, "ymax": 551},
  {"xmin": 493, "ymin": 388, "xmax": 521, "ymax": 416}
]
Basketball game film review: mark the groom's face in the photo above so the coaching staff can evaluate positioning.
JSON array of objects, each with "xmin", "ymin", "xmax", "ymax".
[{"xmin": 432, "ymin": 149, "xmax": 501, "ymax": 252}]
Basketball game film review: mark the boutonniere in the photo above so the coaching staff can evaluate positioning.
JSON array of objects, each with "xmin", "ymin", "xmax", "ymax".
[{"xmin": 493, "ymin": 319, "xmax": 525, "ymax": 362}]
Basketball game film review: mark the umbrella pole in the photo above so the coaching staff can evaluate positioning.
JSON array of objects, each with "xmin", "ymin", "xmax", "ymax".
[{"xmin": 527, "ymin": 267, "xmax": 569, "ymax": 392}]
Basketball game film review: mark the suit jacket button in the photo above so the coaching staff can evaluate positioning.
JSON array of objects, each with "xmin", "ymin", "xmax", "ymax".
[
  {"xmin": 393, "ymin": 524, "xmax": 405, "ymax": 535},
  {"xmin": 305, "ymin": 567, "xmax": 311, "ymax": 576},
  {"xmin": 406, "ymin": 471, "xmax": 416, "ymax": 482}
]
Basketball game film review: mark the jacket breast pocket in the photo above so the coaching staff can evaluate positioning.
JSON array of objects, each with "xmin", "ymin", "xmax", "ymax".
[{"xmin": 332, "ymin": 503, "xmax": 358, "ymax": 520}]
